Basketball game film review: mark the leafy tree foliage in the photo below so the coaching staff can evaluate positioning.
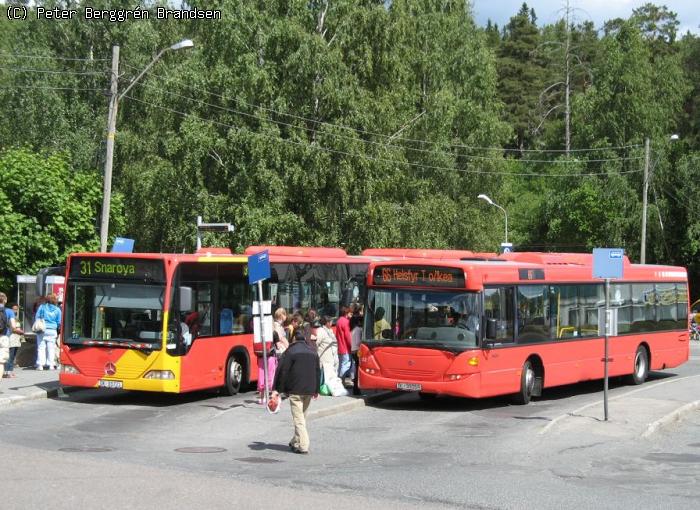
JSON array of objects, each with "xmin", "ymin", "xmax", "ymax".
[{"xmin": 0, "ymin": 148, "xmax": 122, "ymax": 290}]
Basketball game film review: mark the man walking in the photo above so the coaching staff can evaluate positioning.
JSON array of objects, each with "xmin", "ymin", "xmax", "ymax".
[{"xmin": 272, "ymin": 329, "xmax": 321, "ymax": 454}]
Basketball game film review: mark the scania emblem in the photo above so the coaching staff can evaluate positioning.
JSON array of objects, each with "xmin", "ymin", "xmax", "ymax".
[
  {"xmin": 104, "ymin": 362, "xmax": 117, "ymax": 376},
  {"xmin": 408, "ymin": 360, "xmax": 414, "ymax": 366}
]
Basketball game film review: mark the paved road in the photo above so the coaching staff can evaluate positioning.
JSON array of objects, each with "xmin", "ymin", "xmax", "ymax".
[{"xmin": 1, "ymin": 345, "xmax": 699, "ymax": 509}]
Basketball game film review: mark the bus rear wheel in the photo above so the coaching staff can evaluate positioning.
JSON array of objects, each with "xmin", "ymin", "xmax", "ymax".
[
  {"xmin": 513, "ymin": 360, "xmax": 535, "ymax": 405},
  {"xmin": 224, "ymin": 355, "xmax": 244, "ymax": 396},
  {"xmin": 627, "ymin": 345, "xmax": 649, "ymax": 385}
]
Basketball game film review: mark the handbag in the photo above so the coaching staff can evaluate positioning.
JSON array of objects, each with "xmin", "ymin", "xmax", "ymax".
[{"xmin": 32, "ymin": 318, "xmax": 46, "ymax": 333}]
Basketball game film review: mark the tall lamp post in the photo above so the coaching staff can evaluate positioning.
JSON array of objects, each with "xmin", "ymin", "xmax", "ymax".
[
  {"xmin": 478, "ymin": 194, "xmax": 509, "ymax": 246},
  {"xmin": 640, "ymin": 134, "xmax": 679, "ymax": 264},
  {"xmin": 99, "ymin": 39, "xmax": 194, "ymax": 252}
]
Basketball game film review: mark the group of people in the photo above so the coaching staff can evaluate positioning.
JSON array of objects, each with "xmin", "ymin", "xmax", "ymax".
[
  {"xmin": 257, "ymin": 303, "xmax": 364, "ymax": 454},
  {"xmin": 257, "ymin": 304, "xmax": 364, "ymax": 402},
  {"xmin": 0, "ymin": 291, "xmax": 62, "ymax": 378}
]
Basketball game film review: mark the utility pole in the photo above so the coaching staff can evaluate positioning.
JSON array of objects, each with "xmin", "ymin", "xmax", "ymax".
[
  {"xmin": 97, "ymin": 40, "xmax": 193, "ymax": 252},
  {"xmin": 100, "ymin": 45, "xmax": 120, "ymax": 253},
  {"xmin": 640, "ymin": 137, "xmax": 650, "ymax": 264},
  {"xmin": 564, "ymin": 0, "xmax": 571, "ymax": 155}
]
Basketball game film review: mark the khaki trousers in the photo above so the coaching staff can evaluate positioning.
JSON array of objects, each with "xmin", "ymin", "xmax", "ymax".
[{"xmin": 288, "ymin": 394, "xmax": 312, "ymax": 452}]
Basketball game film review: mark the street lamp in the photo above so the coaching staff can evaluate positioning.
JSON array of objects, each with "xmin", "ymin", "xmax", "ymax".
[
  {"xmin": 640, "ymin": 134, "xmax": 679, "ymax": 264},
  {"xmin": 99, "ymin": 39, "xmax": 194, "ymax": 252},
  {"xmin": 478, "ymin": 194, "xmax": 508, "ymax": 245}
]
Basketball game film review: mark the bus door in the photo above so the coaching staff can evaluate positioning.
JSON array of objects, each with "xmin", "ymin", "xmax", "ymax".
[{"xmin": 481, "ymin": 286, "xmax": 519, "ymax": 396}]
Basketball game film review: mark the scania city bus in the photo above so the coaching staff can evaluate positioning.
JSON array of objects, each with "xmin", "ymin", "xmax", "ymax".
[{"xmin": 359, "ymin": 252, "xmax": 689, "ymax": 404}]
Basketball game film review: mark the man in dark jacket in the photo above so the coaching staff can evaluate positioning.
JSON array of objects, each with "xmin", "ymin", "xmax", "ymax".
[{"xmin": 272, "ymin": 328, "xmax": 321, "ymax": 454}]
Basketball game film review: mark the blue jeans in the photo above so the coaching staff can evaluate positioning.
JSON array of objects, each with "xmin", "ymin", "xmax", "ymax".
[
  {"xmin": 338, "ymin": 353, "xmax": 353, "ymax": 379},
  {"xmin": 5, "ymin": 346, "xmax": 18, "ymax": 372}
]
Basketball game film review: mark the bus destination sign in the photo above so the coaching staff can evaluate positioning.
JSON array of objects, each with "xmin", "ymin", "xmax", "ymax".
[
  {"xmin": 69, "ymin": 257, "xmax": 165, "ymax": 282},
  {"xmin": 373, "ymin": 265, "xmax": 465, "ymax": 288}
]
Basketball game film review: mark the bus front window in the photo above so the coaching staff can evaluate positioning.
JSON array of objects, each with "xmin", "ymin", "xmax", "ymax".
[
  {"xmin": 364, "ymin": 289, "xmax": 481, "ymax": 349},
  {"xmin": 64, "ymin": 282, "xmax": 165, "ymax": 348}
]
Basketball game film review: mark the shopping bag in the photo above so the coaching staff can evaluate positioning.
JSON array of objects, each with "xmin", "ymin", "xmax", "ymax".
[{"xmin": 32, "ymin": 318, "xmax": 45, "ymax": 333}]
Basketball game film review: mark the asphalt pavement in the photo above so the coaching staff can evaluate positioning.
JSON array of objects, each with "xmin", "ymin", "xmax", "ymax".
[{"xmin": 2, "ymin": 342, "xmax": 699, "ymax": 440}]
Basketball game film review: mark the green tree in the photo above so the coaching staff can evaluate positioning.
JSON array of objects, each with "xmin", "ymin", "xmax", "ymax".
[
  {"xmin": 497, "ymin": 2, "xmax": 545, "ymax": 152},
  {"xmin": 0, "ymin": 148, "xmax": 123, "ymax": 290}
]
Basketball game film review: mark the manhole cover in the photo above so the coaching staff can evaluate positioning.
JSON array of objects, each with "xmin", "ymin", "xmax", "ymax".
[
  {"xmin": 175, "ymin": 447, "xmax": 227, "ymax": 454},
  {"xmin": 59, "ymin": 447, "xmax": 114, "ymax": 453},
  {"xmin": 235, "ymin": 457, "xmax": 282, "ymax": 464}
]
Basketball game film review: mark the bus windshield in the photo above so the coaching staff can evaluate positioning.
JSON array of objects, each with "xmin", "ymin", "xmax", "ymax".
[
  {"xmin": 364, "ymin": 289, "xmax": 481, "ymax": 349},
  {"xmin": 64, "ymin": 281, "xmax": 165, "ymax": 349}
]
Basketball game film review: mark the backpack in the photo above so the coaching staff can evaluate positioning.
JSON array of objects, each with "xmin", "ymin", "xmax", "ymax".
[{"xmin": 0, "ymin": 308, "xmax": 8, "ymax": 335}]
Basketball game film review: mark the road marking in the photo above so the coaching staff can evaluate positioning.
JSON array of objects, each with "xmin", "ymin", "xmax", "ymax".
[{"xmin": 539, "ymin": 374, "xmax": 700, "ymax": 434}]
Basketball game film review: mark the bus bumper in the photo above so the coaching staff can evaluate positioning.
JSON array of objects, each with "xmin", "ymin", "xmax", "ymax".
[
  {"xmin": 59, "ymin": 372, "xmax": 181, "ymax": 393},
  {"xmin": 358, "ymin": 370, "xmax": 483, "ymax": 398}
]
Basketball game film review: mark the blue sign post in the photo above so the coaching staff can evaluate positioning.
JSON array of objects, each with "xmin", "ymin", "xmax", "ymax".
[
  {"xmin": 592, "ymin": 248, "xmax": 625, "ymax": 421},
  {"xmin": 248, "ymin": 250, "xmax": 271, "ymax": 285},
  {"xmin": 248, "ymin": 250, "xmax": 272, "ymax": 407},
  {"xmin": 111, "ymin": 237, "xmax": 135, "ymax": 253},
  {"xmin": 593, "ymin": 248, "xmax": 624, "ymax": 279}
]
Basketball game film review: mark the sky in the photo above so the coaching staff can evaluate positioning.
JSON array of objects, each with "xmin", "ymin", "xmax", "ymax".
[{"xmin": 472, "ymin": 0, "xmax": 700, "ymax": 36}]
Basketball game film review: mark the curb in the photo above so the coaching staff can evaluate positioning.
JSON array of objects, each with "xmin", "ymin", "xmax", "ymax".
[
  {"xmin": 308, "ymin": 391, "xmax": 395, "ymax": 421},
  {"xmin": 0, "ymin": 385, "xmax": 58, "ymax": 408},
  {"xmin": 0, "ymin": 383, "xmax": 76, "ymax": 409},
  {"xmin": 539, "ymin": 374, "xmax": 700, "ymax": 435},
  {"xmin": 641, "ymin": 400, "xmax": 700, "ymax": 438}
]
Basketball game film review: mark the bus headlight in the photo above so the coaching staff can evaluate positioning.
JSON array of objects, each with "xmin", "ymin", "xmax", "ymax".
[
  {"xmin": 144, "ymin": 370, "xmax": 175, "ymax": 380},
  {"xmin": 61, "ymin": 364, "xmax": 80, "ymax": 375}
]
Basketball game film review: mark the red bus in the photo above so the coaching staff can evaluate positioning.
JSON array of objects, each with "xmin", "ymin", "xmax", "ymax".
[
  {"xmin": 359, "ymin": 252, "xmax": 689, "ymax": 404},
  {"xmin": 59, "ymin": 246, "xmax": 372, "ymax": 394}
]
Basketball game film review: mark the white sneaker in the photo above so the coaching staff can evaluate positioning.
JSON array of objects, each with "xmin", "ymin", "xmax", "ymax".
[
  {"xmin": 37, "ymin": 366, "xmax": 44, "ymax": 371},
  {"xmin": 48, "ymin": 366, "xmax": 56, "ymax": 370}
]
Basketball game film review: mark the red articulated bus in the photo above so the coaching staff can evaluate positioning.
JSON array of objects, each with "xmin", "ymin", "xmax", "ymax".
[
  {"xmin": 359, "ymin": 251, "xmax": 689, "ymax": 404},
  {"xmin": 60, "ymin": 246, "xmax": 375, "ymax": 394}
]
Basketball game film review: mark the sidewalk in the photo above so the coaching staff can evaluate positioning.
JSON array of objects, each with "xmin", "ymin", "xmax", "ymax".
[
  {"xmin": 0, "ymin": 366, "xmax": 63, "ymax": 408},
  {"xmin": 541, "ymin": 342, "xmax": 700, "ymax": 438}
]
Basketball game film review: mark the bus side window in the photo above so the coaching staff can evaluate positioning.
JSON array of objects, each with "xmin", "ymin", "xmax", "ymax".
[{"xmin": 484, "ymin": 287, "xmax": 514, "ymax": 343}]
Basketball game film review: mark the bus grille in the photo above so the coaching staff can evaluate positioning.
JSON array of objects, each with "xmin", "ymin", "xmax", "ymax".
[
  {"xmin": 79, "ymin": 362, "xmax": 144, "ymax": 379},
  {"xmin": 384, "ymin": 368, "xmax": 438, "ymax": 380}
]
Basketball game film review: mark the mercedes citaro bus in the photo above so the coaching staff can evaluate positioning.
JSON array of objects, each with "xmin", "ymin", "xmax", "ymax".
[{"xmin": 60, "ymin": 246, "xmax": 380, "ymax": 394}]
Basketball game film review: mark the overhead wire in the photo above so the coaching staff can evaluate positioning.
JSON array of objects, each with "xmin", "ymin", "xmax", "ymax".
[
  {"xmin": 0, "ymin": 85, "xmax": 105, "ymax": 91},
  {"xmin": 0, "ymin": 52, "xmax": 110, "ymax": 62},
  {"xmin": 126, "ymin": 77, "xmax": 644, "ymax": 165},
  {"xmin": 122, "ymin": 93, "xmax": 643, "ymax": 178},
  {"xmin": 121, "ymin": 62, "xmax": 643, "ymax": 156},
  {"xmin": 0, "ymin": 65, "xmax": 105, "ymax": 76}
]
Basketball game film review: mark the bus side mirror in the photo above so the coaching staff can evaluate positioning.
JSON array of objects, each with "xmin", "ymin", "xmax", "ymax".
[
  {"xmin": 485, "ymin": 318, "xmax": 498, "ymax": 341},
  {"xmin": 180, "ymin": 286, "xmax": 193, "ymax": 312}
]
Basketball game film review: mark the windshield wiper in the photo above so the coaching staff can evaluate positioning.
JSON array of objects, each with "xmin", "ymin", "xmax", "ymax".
[{"xmin": 73, "ymin": 339, "xmax": 158, "ymax": 351}]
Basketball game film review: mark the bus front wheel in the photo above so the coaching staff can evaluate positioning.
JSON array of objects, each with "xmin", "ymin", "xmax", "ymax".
[
  {"xmin": 627, "ymin": 346, "xmax": 649, "ymax": 385},
  {"xmin": 513, "ymin": 360, "xmax": 535, "ymax": 405},
  {"xmin": 224, "ymin": 355, "xmax": 244, "ymax": 396}
]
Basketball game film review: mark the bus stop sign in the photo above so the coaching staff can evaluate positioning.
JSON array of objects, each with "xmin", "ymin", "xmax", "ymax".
[
  {"xmin": 248, "ymin": 250, "xmax": 271, "ymax": 285},
  {"xmin": 592, "ymin": 248, "xmax": 624, "ymax": 279}
]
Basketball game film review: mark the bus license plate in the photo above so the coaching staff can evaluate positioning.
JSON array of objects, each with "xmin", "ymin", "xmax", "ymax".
[
  {"xmin": 99, "ymin": 380, "xmax": 123, "ymax": 389},
  {"xmin": 397, "ymin": 382, "xmax": 422, "ymax": 391}
]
